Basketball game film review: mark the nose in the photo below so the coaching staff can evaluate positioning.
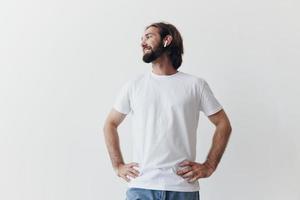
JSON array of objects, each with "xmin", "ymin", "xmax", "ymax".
[
  {"xmin": 141, "ymin": 36, "xmax": 148, "ymax": 47},
  {"xmin": 141, "ymin": 39, "xmax": 147, "ymax": 48},
  {"xmin": 141, "ymin": 43, "xmax": 147, "ymax": 49}
]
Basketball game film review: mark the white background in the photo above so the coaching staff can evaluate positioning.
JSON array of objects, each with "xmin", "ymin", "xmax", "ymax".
[{"xmin": 1, "ymin": 0, "xmax": 299, "ymax": 199}]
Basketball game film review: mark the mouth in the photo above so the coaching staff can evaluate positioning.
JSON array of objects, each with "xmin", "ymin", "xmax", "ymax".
[{"xmin": 143, "ymin": 46, "xmax": 152, "ymax": 53}]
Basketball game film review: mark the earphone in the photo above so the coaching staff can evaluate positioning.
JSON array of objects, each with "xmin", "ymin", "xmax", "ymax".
[{"xmin": 164, "ymin": 41, "xmax": 168, "ymax": 47}]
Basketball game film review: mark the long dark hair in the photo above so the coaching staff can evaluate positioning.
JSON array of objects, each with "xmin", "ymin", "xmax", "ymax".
[{"xmin": 146, "ymin": 22, "xmax": 184, "ymax": 69}]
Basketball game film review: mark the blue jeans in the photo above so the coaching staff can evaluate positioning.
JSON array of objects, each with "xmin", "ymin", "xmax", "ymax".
[{"xmin": 126, "ymin": 187, "xmax": 200, "ymax": 200}]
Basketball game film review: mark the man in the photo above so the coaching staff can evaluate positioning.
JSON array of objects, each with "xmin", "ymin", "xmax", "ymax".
[{"xmin": 103, "ymin": 22, "xmax": 232, "ymax": 200}]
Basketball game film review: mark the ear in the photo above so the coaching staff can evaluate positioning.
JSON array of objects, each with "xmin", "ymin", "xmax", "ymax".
[{"xmin": 163, "ymin": 35, "xmax": 173, "ymax": 46}]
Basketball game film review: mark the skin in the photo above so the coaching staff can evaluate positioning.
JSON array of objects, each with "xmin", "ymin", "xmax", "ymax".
[
  {"xmin": 176, "ymin": 109, "xmax": 232, "ymax": 183},
  {"xmin": 103, "ymin": 26, "xmax": 232, "ymax": 183},
  {"xmin": 141, "ymin": 26, "xmax": 177, "ymax": 75}
]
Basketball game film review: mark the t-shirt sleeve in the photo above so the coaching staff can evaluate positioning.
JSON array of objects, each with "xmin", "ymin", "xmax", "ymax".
[
  {"xmin": 113, "ymin": 81, "xmax": 132, "ymax": 115},
  {"xmin": 199, "ymin": 79, "xmax": 223, "ymax": 116}
]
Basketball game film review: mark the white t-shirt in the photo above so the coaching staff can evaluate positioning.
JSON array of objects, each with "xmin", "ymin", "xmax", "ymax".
[{"xmin": 113, "ymin": 70, "xmax": 223, "ymax": 192}]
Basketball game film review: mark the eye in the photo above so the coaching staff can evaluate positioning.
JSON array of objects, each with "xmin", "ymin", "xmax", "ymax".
[{"xmin": 141, "ymin": 34, "xmax": 152, "ymax": 41}]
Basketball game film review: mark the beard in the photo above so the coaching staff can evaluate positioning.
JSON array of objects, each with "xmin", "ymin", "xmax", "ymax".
[{"xmin": 142, "ymin": 40, "xmax": 165, "ymax": 63}]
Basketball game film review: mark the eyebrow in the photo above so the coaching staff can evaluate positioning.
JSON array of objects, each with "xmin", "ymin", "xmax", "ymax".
[{"xmin": 141, "ymin": 33, "xmax": 154, "ymax": 40}]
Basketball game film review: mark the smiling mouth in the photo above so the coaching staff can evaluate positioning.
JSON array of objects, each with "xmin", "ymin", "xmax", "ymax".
[{"xmin": 143, "ymin": 47, "xmax": 152, "ymax": 53}]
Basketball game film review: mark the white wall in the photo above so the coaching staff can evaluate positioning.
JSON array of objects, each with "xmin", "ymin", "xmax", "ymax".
[{"xmin": 1, "ymin": 0, "xmax": 299, "ymax": 199}]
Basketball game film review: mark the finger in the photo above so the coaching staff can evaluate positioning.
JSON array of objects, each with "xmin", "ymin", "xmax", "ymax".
[
  {"xmin": 176, "ymin": 166, "xmax": 192, "ymax": 175},
  {"xmin": 128, "ymin": 168, "xmax": 140, "ymax": 176},
  {"xmin": 121, "ymin": 175, "xmax": 130, "ymax": 182},
  {"xmin": 127, "ymin": 171, "xmax": 139, "ymax": 178},
  {"xmin": 181, "ymin": 170, "xmax": 194, "ymax": 179},
  {"xmin": 178, "ymin": 160, "xmax": 193, "ymax": 167},
  {"xmin": 187, "ymin": 176, "xmax": 199, "ymax": 183}
]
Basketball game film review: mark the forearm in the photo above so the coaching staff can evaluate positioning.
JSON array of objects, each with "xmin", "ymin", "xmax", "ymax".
[
  {"xmin": 205, "ymin": 123, "xmax": 232, "ymax": 170},
  {"xmin": 103, "ymin": 124, "xmax": 125, "ymax": 171}
]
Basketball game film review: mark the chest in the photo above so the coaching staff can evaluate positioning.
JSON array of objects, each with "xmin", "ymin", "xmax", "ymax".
[{"xmin": 131, "ymin": 81, "xmax": 197, "ymax": 113}]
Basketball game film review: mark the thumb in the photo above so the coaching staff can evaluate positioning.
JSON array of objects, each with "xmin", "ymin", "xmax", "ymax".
[
  {"xmin": 128, "ymin": 162, "xmax": 139, "ymax": 167},
  {"xmin": 178, "ymin": 160, "xmax": 192, "ymax": 167}
]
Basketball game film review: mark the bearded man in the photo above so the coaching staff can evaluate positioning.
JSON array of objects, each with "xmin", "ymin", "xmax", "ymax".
[{"xmin": 103, "ymin": 22, "xmax": 232, "ymax": 200}]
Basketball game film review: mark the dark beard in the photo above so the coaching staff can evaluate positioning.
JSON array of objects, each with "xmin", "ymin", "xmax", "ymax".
[{"xmin": 142, "ymin": 41, "xmax": 165, "ymax": 63}]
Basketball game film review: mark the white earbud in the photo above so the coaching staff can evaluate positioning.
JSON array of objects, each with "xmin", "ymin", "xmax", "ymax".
[{"xmin": 164, "ymin": 41, "xmax": 167, "ymax": 47}]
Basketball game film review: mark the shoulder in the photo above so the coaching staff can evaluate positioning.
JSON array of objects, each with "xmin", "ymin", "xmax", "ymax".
[
  {"xmin": 127, "ymin": 72, "xmax": 147, "ymax": 85},
  {"xmin": 121, "ymin": 72, "xmax": 148, "ymax": 91},
  {"xmin": 179, "ymin": 71, "xmax": 208, "ymax": 88}
]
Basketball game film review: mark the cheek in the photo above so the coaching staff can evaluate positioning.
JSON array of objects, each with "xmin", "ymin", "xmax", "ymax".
[{"xmin": 151, "ymin": 41, "xmax": 160, "ymax": 49}]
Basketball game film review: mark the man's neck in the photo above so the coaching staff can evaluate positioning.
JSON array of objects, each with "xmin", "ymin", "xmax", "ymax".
[{"xmin": 151, "ymin": 54, "xmax": 178, "ymax": 75}]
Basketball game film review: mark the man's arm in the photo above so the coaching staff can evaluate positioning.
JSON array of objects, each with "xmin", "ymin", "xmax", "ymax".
[
  {"xmin": 204, "ymin": 109, "xmax": 232, "ymax": 171},
  {"xmin": 103, "ymin": 108, "xmax": 126, "ymax": 171},
  {"xmin": 176, "ymin": 109, "xmax": 232, "ymax": 182},
  {"xmin": 103, "ymin": 108, "xmax": 139, "ymax": 182}
]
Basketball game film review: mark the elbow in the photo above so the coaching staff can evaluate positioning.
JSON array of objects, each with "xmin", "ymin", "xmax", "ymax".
[
  {"xmin": 223, "ymin": 116, "xmax": 232, "ymax": 135},
  {"xmin": 103, "ymin": 120, "xmax": 109, "ymax": 134},
  {"xmin": 103, "ymin": 124, "xmax": 107, "ymax": 133},
  {"xmin": 228, "ymin": 124, "xmax": 232, "ymax": 135},
  {"xmin": 227, "ymin": 122, "xmax": 232, "ymax": 136},
  {"xmin": 103, "ymin": 121, "xmax": 117, "ymax": 134},
  {"xmin": 217, "ymin": 120, "xmax": 232, "ymax": 136},
  {"xmin": 103, "ymin": 123, "xmax": 110, "ymax": 134}
]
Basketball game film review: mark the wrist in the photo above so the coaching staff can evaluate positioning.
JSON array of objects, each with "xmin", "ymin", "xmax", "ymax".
[
  {"xmin": 113, "ymin": 162, "xmax": 125, "ymax": 172},
  {"xmin": 204, "ymin": 159, "xmax": 217, "ymax": 172}
]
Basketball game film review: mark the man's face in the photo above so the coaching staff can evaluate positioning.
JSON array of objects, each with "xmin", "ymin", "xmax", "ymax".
[{"xmin": 141, "ymin": 26, "xmax": 165, "ymax": 63}]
